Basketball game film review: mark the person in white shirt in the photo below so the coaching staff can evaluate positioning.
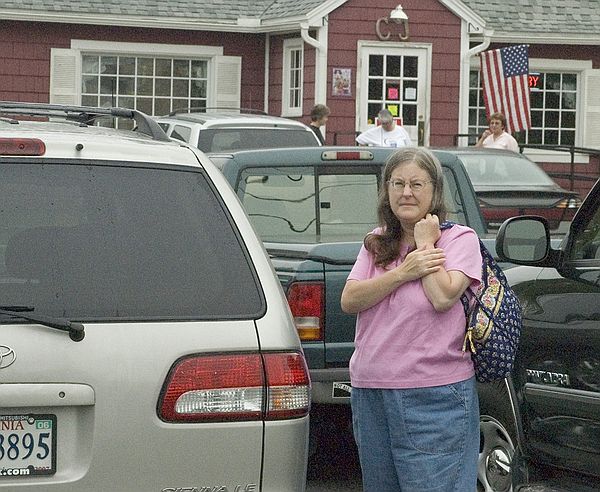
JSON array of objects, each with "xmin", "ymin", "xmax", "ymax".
[
  {"xmin": 475, "ymin": 112, "xmax": 519, "ymax": 152},
  {"xmin": 356, "ymin": 109, "xmax": 412, "ymax": 148}
]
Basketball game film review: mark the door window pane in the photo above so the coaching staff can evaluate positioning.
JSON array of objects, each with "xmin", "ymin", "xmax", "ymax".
[
  {"xmin": 369, "ymin": 55, "xmax": 383, "ymax": 76},
  {"xmin": 387, "ymin": 56, "xmax": 401, "ymax": 77},
  {"xmin": 403, "ymin": 104, "xmax": 417, "ymax": 126},
  {"xmin": 365, "ymin": 53, "xmax": 419, "ymax": 129},
  {"xmin": 369, "ymin": 79, "xmax": 383, "ymax": 99},
  {"xmin": 403, "ymin": 57, "xmax": 418, "ymax": 78}
]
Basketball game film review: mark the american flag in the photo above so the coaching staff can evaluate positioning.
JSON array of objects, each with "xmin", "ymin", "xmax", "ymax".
[{"xmin": 480, "ymin": 44, "xmax": 531, "ymax": 133}]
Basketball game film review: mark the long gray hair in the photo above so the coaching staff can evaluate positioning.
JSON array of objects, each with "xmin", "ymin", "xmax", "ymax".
[{"xmin": 365, "ymin": 148, "xmax": 447, "ymax": 267}]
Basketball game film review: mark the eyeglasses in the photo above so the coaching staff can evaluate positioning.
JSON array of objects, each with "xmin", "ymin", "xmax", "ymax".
[{"xmin": 387, "ymin": 179, "xmax": 433, "ymax": 192}]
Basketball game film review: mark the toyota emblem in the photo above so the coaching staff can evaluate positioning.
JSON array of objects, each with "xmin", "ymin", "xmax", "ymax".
[{"xmin": 0, "ymin": 345, "xmax": 16, "ymax": 369}]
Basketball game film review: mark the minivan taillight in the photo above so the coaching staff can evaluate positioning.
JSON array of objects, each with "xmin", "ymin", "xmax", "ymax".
[
  {"xmin": 0, "ymin": 138, "xmax": 46, "ymax": 156},
  {"xmin": 286, "ymin": 282, "xmax": 324, "ymax": 341},
  {"xmin": 158, "ymin": 352, "xmax": 310, "ymax": 423}
]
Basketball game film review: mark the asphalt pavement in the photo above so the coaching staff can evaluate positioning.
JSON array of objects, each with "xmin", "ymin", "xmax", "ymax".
[{"xmin": 306, "ymin": 404, "xmax": 362, "ymax": 491}]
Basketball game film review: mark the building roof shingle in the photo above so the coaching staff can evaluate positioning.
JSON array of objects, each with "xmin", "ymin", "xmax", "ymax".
[
  {"xmin": 1, "ymin": 0, "xmax": 598, "ymax": 38},
  {"xmin": 461, "ymin": 0, "xmax": 600, "ymax": 35}
]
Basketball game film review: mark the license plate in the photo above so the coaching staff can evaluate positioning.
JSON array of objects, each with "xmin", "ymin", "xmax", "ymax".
[
  {"xmin": 0, "ymin": 415, "xmax": 56, "ymax": 478},
  {"xmin": 332, "ymin": 381, "xmax": 352, "ymax": 398}
]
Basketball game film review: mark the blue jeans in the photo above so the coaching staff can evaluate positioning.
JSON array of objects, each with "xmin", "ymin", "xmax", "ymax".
[{"xmin": 351, "ymin": 377, "xmax": 479, "ymax": 492}]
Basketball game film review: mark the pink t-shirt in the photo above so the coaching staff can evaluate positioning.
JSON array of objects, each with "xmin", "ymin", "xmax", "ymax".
[{"xmin": 348, "ymin": 224, "xmax": 482, "ymax": 389}]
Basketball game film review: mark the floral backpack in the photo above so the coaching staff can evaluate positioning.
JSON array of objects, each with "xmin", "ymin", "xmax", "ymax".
[{"xmin": 441, "ymin": 221, "xmax": 523, "ymax": 382}]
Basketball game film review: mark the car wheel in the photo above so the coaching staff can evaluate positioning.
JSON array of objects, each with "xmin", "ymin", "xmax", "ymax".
[{"xmin": 478, "ymin": 381, "xmax": 518, "ymax": 492}]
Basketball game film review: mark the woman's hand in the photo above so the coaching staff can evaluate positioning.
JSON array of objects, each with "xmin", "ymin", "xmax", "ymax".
[
  {"xmin": 475, "ymin": 129, "xmax": 491, "ymax": 147},
  {"xmin": 394, "ymin": 245, "xmax": 445, "ymax": 282},
  {"xmin": 414, "ymin": 213, "xmax": 441, "ymax": 249}
]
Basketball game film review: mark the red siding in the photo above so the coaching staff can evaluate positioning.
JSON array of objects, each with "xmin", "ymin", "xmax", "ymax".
[
  {"xmin": 268, "ymin": 35, "xmax": 284, "ymax": 116},
  {"xmin": 0, "ymin": 20, "xmax": 265, "ymax": 111},
  {"xmin": 326, "ymin": 0, "xmax": 463, "ymax": 146}
]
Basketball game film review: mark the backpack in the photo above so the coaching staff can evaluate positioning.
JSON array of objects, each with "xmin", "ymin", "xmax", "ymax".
[{"xmin": 440, "ymin": 221, "xmax": 522, "ymax": 382}]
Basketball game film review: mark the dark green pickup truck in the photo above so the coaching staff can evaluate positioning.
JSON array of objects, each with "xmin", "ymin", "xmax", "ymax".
[
  {"xmin": 212, "ymin": 146, "xmax": 488, "ymax": 394},
  {"xmin": 209, "ymin": 146, "xmax": 532, "ymax": 491}
]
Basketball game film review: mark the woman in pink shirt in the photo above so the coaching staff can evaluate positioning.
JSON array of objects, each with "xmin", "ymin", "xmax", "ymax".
[{"xmin": 341, "ymin": 148, "xmax": 482, "ymax": 491}]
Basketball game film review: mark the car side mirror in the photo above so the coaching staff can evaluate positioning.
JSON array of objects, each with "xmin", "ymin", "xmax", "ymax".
[{"xmin": 496, "ymin": 216, "xmax": 551, "ymax": 265}]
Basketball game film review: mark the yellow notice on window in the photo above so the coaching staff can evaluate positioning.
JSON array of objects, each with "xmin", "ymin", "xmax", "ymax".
[{"xmin": 387, "ymin": 105, "xmax": 399, "ymax": 117}]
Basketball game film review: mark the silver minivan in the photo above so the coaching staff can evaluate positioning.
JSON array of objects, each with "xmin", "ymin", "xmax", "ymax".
[{"xmin": 0, "ymin": 102, "xmax": 310, "ymax": 491}]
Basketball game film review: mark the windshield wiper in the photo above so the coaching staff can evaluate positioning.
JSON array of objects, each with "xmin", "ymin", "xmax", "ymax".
[{"xmin": 0, "ymin": 306, "xmax": 85, "ymax": 342}]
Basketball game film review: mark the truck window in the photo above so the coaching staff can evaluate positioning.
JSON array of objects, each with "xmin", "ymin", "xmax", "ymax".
[
  {"xmin": 443, "ymin": 167, "xmax": 468, "ymax": 226},
  {"xmin": 237, "ymin": 167, "xmax": 379, "ymax": 242},
  {"xmin": 237, "ymin": 165, "xmax": 468, "ymax": 243},
  {"xmin": 571, "ymin": 205, "xmax": 600, "ymax": 261}
]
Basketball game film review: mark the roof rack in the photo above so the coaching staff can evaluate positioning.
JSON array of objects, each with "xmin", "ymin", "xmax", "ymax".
[
  {"xmin": 167, "ymin": 106, "xmax": 268, "ymax": 117},
  {"xmin": 0, "ymin": 101, "xmax": 170, "ymax": 142}
]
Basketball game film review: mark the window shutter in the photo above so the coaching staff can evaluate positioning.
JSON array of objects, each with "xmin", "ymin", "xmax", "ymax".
[
  {"xmin": 49, "ymin": 48, "xmax": 80, "ymax": 105},
  {"xmin": 214, "ymin": 56, "xmax": 241, "ymax": 109},
  {"xmin": 583, "ymin": 69, "xmax": 600, "ymax": 149}
]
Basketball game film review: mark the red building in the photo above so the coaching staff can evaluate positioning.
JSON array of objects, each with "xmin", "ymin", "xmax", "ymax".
[{"xmin": 1, "ymin": 0, "xmax": 598, "ymax": 194}]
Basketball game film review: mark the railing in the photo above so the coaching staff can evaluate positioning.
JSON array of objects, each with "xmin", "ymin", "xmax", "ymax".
[{"xmin": 517, "ymin": 144, "xmax": 600, "ymax": 190}]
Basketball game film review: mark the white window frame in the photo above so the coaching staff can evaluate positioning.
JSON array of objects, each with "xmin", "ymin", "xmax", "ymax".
[
  {"xmin": 71, "ymin": 40, "xmax": 224, "ymax": 114},
  {"xmin": 71, "ymin": 40, "xmax": 223, "ymax": 58},
  {"xmin": 467, "ymin": 56, "xmax": 592, "ymax": 163},
  {"xmin": 356, "ymin": 41, "xmax": 432, "ymax": 145},
  {"xmin": 282, "ymin": 38, "xmax": 304, "ymax": 117}
]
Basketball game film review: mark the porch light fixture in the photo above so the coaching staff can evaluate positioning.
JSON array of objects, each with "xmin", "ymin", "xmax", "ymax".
[
  {"xmin": 376, "ymin": 4, "xmax": 410, "ymax": 41},
  {"xmin": 390, "ymin": 4, "xmax": 408, "ymax": 21}
]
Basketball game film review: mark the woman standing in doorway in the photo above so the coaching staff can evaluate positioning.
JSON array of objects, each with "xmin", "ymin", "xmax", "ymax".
[{"xmin": 341, "ymin": 148, "xmax": 482, "ymax": 491}]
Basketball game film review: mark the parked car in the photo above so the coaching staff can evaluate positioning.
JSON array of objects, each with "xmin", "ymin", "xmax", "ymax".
[
  {"xmin": 0, "ymin": 101, "xmax": 310, "ymax": 491},
  {"xmin": 449, "ymin": 148, "xmax": 581, "ymax": 233},
  {"xmin": 155, "ymin": 107, "xmax": 321, "ymax": 152},
  {"xmin": 494, "ymin": 177, "xmax": 600, "ymax": 491}
]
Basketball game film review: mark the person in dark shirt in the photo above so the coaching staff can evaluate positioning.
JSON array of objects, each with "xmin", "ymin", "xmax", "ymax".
[{"xmin": 309, "ymin": 104, "xmax": 330, "ymax": 145}]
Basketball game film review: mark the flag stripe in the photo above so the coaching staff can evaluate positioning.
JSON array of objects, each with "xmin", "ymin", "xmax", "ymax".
[{"xmin": 479, "ymin": 44, "xmax": 531, "ymax": 133}]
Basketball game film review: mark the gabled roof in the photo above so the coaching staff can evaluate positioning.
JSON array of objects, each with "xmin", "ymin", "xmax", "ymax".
[
  {"xmin": 462, "ymin": 0, "xmax": 600, "ymax": 43},
  {"xmin": 0, "ymin": 0, "xmax": 598, "ymax": 42}
]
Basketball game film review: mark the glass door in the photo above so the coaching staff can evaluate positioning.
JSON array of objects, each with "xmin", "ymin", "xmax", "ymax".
[{"xmin": 358, "ymin": 44, "xmax": 430, "ymax": 145}]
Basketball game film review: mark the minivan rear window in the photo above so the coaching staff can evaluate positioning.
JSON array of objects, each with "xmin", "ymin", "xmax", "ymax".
[{"xmin": 0, "ymin": 162, "xmax": 262, "ymax": 320}]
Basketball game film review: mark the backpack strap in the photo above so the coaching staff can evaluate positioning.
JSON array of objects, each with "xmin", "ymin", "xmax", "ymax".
[
  {"xmin": 439, "ymin": 220, "xmax": 479, "ymax": 351},
  {"xmin": 439, "ymin": 220, "xmax": 455, "ymax": 231}
]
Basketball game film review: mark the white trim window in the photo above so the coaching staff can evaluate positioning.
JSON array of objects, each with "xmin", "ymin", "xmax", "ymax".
[
  {"xmin": 50, "ymin": 41, "xmax": 241, "ymax": 128},
  {"xmin": 282, "ymin": 39, "xmax": 303, "ymax": 117},
  {"xmin": 81, "ymin": 55, "xmax": 209, "ymax": 120},
  {"xmin": 467, "ymin": 58, "xmax": 599, "ymax": 158},
  {"xmin": 469, "ymin": 68, "xmax": 577, "ymax": 146}
]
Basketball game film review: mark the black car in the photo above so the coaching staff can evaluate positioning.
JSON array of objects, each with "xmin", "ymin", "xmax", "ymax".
[
  {"xmin": 495, "ymin": 177, "xmax": 600, "ymax": 490},
  {"xmin": 450, "ymin": 148, "xmax": 581, "ymax": 233}
]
